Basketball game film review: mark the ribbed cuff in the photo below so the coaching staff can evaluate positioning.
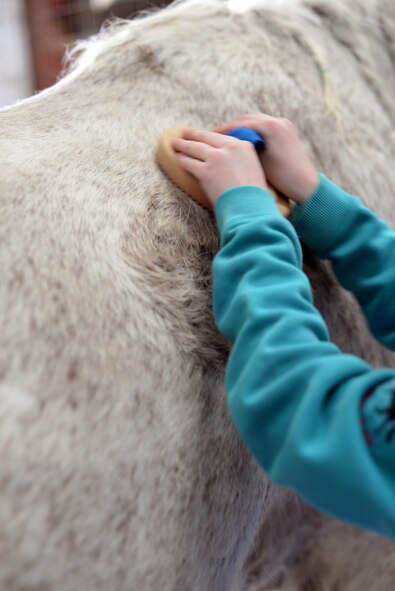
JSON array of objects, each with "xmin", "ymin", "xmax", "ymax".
[
  {"xmin": 362, "ymin": 381, "xmax": 395, "ymax": 449},
  {"xmin": 214, "ymin": 185, "xmax": 281, "ymax": 232},
  {"xmin": 290, "ymin": 173, "xmax": 362, "ymax": 259}
]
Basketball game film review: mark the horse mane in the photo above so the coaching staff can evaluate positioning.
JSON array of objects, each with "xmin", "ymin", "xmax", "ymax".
[
  {"xmin": 63, "ymin": 0, "xmax": 229, "ymax": 79},
  {"xmin": 62, "ymin": 0, "xmax": 394, "ymax": 122}
]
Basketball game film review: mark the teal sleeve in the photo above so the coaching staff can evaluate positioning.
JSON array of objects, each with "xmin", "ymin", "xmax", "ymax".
[
  {"xmin": 290, "ymin": 174, "xmax": 395, "ymax": 351},
  {"xmin": 212, "ymin": 185, "xmax": 395, "ymax": 542}
]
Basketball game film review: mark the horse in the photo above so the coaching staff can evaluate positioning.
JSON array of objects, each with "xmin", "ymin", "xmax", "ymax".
[{"xmin": 0, "ymin": 0, "xmax": 394, "ymax": 589}]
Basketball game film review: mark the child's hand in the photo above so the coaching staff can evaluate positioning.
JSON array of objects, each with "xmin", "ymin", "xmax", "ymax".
[
  {"xmin": 170, "ymin": 128, "xmax": 268, "ymax": 208},
  {"xmin": 213, "ymin": 114, "xmax": 319, "ymax": 205}
]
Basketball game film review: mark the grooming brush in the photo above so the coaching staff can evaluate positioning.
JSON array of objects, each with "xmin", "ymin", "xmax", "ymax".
[{"xmin": 156, "ymin": 125, "xmax": 291, "ymax": 217}]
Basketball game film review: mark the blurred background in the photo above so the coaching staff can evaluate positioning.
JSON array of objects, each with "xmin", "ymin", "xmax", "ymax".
[
  {"xmin": 0, "ymin": 0, "xmax": 175, "ymax": 107},
  {"xmin": 0, "ymin": 0, "xmax": 255, "ymax": 108}
]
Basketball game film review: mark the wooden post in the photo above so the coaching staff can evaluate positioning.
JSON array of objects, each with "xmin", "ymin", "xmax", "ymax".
[
  {"xmin": 24, "ymin": 0, "xmax": 175, "ymax": 92},
  {"xmin": 24, "ymin": 0, "xmax": 72, "ymax": 91}
]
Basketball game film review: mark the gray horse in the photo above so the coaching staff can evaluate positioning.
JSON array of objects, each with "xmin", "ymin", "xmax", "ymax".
[{"xmin": 0, "ymin": 0, "xmax": 394, "ymax": 589}]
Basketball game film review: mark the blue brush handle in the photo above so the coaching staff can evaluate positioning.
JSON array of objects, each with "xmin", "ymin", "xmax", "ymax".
[{"xmin": 223, "ymin": 127, "xmax": 267, "ymax": 153}]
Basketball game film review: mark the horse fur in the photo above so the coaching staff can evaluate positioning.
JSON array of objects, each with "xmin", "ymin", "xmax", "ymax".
[{"xmin": 0, "ymin": 0, "xmax": 394, "ymax": 589}]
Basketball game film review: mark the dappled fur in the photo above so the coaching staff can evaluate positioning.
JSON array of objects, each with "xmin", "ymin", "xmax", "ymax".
[{"xmin": 0, "ymin": 0, "xmax": 394, "ymax": 589}]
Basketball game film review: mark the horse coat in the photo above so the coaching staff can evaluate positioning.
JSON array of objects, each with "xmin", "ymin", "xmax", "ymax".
[{"xmin": 0, "ymin": 0, "xmax": 394, "ymax": 589}]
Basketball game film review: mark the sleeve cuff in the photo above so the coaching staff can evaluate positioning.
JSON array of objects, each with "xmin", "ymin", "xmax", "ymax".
[
  {"xmin": 362, "ymin": 380, "xmax": 395, "ymax": 451},
  {"xmin": 213, "ymin": 185, "xmax": 303, "ymax": 268},
  {"xmin": 289, "ymin": 173, "xmax": 362, "ymax": 259},
  {"xmin": 214, "ymin": 185, "xmax": 282, "ymax": 231}
]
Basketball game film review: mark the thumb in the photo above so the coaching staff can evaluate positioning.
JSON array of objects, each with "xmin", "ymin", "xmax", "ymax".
[
  {"xmin": 211, "ymin": 119, "xmax": 248, "ymax": 134},
  {"xmin": 211, "ymin": 125, "xmax": 228, "ymax": 133}
]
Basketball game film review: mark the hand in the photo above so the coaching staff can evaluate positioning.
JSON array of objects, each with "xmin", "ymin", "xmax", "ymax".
[
  {"xmin": 170, "ymin": 128, "xmax": 268, "ymax": 208},
  {"xmin": 213, "ymin": 114, "xmax": 319, "ymax": 205}
]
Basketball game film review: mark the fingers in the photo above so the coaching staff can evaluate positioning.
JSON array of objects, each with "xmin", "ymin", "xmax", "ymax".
[
  {"xmin": 180, "ymin": 127, "xmax": 237, "ymax": 149},
  {"xmin": 174, "ymin": 152, "xmax": 205, "ymax": 178},
  {"xmin": 180, "ymin": 115, "xmax": 281, "ymax": 141},
  {"xmin": 171, "ymin": 137, "xmax": 212, "ymax": 161},
  {"xmin": 212, "ymin": 113, "xmax": 278, "ymax": 136}
]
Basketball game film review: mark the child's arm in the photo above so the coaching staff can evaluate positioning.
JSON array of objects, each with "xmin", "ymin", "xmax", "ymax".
[
  {"xmin": 290, "ymin": 174, "xmax": 395, "ymax": 351},
  {"xmin": 213, "ymin": 186, "xmax": 395, "ymax": 542},
  {"xmin": 214, "ymin": 114, "xmax": 395, "ymax": 351}
]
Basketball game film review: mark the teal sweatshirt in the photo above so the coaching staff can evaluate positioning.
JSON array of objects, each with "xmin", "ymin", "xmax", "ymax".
[{"xmin": 212, "ymin": 173, "xmax": 395, "ymax": 541}]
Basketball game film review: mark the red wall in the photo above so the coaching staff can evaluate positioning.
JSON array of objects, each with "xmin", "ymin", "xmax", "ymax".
[{"xmin": 25, "ymin": 0, "xmax": 71, "ymax": 91}]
